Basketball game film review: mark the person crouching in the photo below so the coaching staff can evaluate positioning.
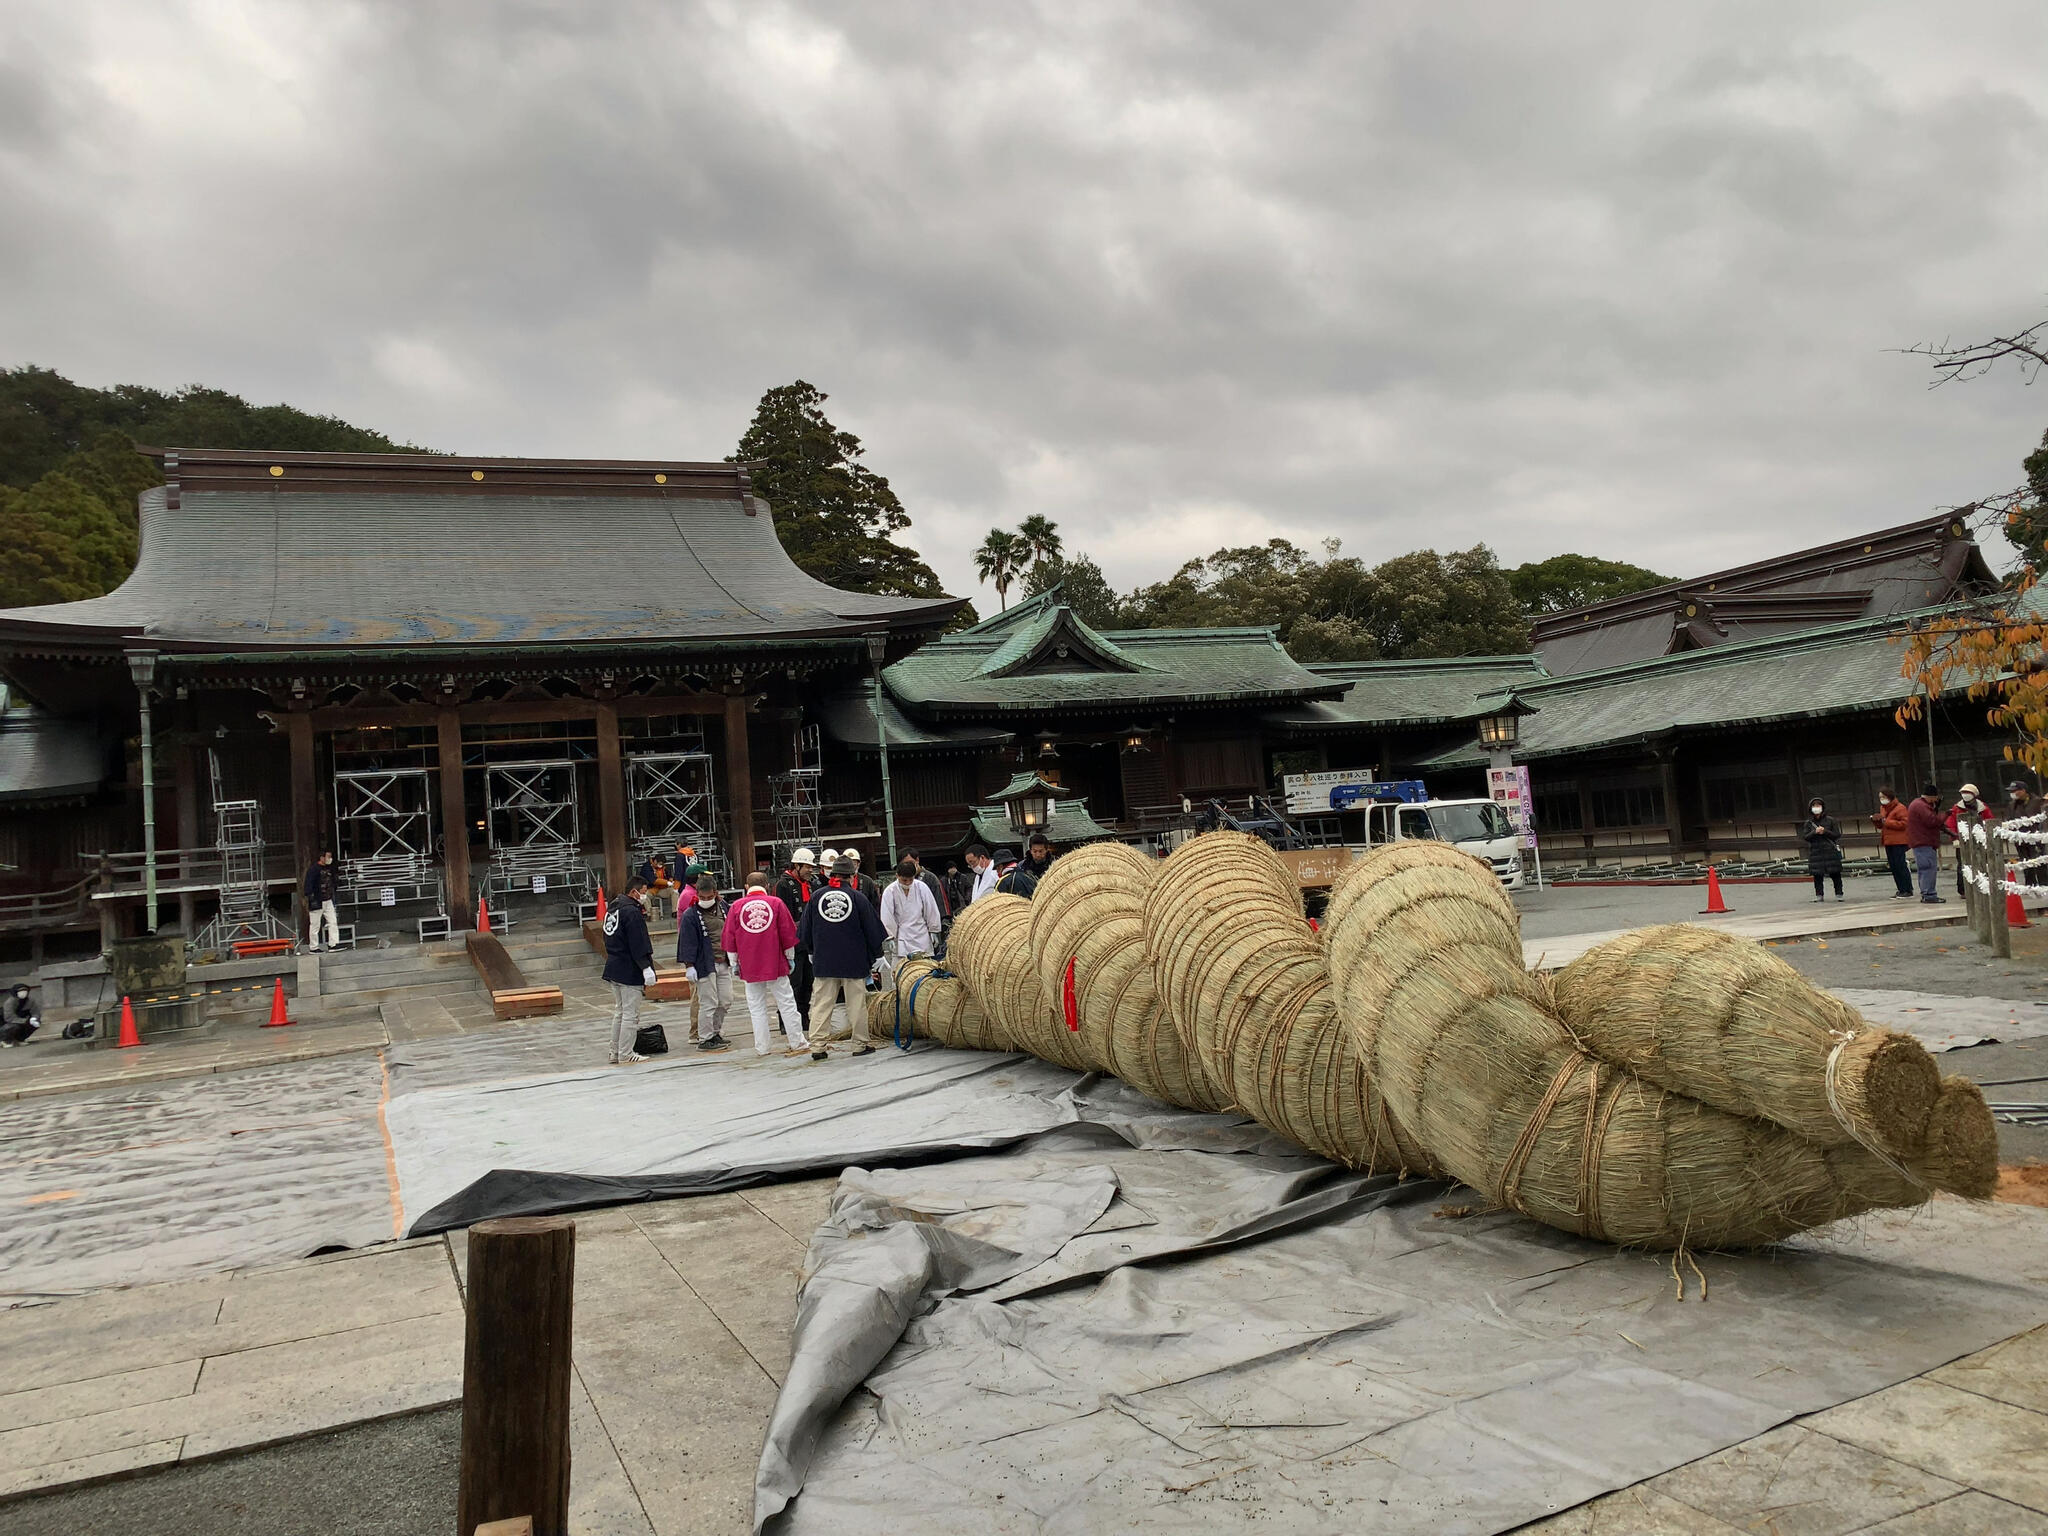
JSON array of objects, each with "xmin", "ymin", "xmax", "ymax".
[
  {"xmin": 721, "ymin": 872, "xmax": 818, "ymax": 1060},
  {"xmin": 798, "ymin": 857, "xmax": 885, "ymax": 1057},
  {"xmin": 675, "ymin": 874, "xmax": 732, "ymax": 1052},
  {"xmin": 600, "ymin": 876, "xmax": 658, "ymax": 1065}
]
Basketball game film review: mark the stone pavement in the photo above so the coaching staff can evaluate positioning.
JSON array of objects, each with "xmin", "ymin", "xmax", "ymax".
[
  {"xmin": 2, "ymin": 1185, "xmax": 2043, "ymax": 1535},
  {"xmin": 1524, "ymin": 893, "xmax": 1965, "ymax": 971}
]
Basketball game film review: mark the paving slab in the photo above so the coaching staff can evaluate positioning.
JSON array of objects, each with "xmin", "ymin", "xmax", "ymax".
[
  {"xmin": 0, "ymin": 1017, "xmax": 389, "ymax": 1102},
  {"xmin": 1927, "ymin": 1322, "xmax": 2048, "ymax": 1415},
  {"xmin": 1517, "ymin": 1485, "xmax": 1747, "ymax": 1534},
  {"xmin": 1803, "ymin": 1379, "xmax": 2048, "ymax": 1515},
  {"xmin": 0, "ymin": 1360, "xmax": 200, "ymax": 1436},
  {"xmin": 1644, "ymin": 1424, "xmax": 1961, "ymax": 1536},
  {"xmin": 631, "ymin": 1197, "xmax": 807, "ymax": 1385},
  {"xmin": 1525, "ymin": 898, "xmax": 1965, "ymax": 971},
  {"xmin": 1855, "ymin": 1490, "xmax": 2048, "ymax": 1534}
]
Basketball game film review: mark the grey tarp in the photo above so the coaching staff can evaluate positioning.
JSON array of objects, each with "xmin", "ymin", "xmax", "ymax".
[{"xmin": 759, "ymin": 1120, "xmax": 2048, "ymax": 1535}]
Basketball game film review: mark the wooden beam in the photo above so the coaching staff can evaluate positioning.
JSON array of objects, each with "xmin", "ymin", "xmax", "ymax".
[
  {"xmin": 175, "ymin": 743, "xmax": 200, "ymax": 937},
  {"xmin": 458, "ymin": 1217, "xmax": 575, "ymax": 1536},
  {"xmin": 725, "ymin": 692, "xmax": 756, "ymax": 877},
  {"xmin": 595, "ymin": 700, "xmax": 627, "ymax": 894},
  {"xmin": 286, "ymin": 712, "xmax": 319, "ymax": 935},
  {"xmin": 438, "ymin": 708, "xmax": 472, "ymax": 924},
  {"xmin": 309, "ymin": 692, "xmax": 726, "ymax": 732}
]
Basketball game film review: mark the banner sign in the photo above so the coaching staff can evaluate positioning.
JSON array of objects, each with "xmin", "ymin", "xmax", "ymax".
[
  {"xmin": 1487, "ymin": 766, "xmax": 1538, "ymax": 850},
  {"xmin": 1283, "ymin": 768, "xmax": 1377, "ymax": 816}
]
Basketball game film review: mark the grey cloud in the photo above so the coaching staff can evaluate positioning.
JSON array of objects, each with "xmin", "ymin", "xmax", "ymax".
[{"xmin": 1, "ymin": 1, "xmax": 2044, "ymax": 603}]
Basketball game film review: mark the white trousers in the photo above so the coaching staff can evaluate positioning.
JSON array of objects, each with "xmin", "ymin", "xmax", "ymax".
[
  {"xmin": 311, "ymin": 900, "xmax": 340, "ymax": 950},
  {"xmin": 744, "ymin": 975, "xmax": 806, "ymax": 1054},
  {"xmin": 808, "ymin": 974, "xmax": 870, "ymax": 1045}
]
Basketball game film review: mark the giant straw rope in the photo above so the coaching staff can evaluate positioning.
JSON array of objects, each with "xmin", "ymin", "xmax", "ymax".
[{"xmin": 874, "ymin": 832, "xmax": 1998, "ymax": 1248}]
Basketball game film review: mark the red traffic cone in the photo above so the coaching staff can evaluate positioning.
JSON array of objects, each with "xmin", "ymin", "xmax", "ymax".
[
  {"xmin": 263, "ymin": 975, "xmax": 293, "ymax": 1028},
  {"xmin": 116, "ymin": 995, "xmax": 142, "ymax": 1049},
  {"xmin": 2007, "ymin": 866, "xmax": 2032, "ymax": 929},
  {"xmin": 1700, "ymin": 865, "xmax": 1730, "ymax": 915},
  {"xmin": 476, "ymin": 894, "xmax": 490, "ymax": 933},
  {"xmin": 595, "ymin": 887, "xmax": 608, "ymax": 922}
]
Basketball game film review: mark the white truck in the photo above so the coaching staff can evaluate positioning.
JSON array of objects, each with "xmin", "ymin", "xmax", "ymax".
[{"xmin": 1358, "ymin": 796, "xmax": 1525, "ymax": 889}]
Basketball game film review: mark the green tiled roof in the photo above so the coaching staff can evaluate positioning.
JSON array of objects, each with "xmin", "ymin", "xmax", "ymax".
[
  {"xmin": 814, "ymin": 688, "xmax": 1014, "ymax": 755},
  {"xmin": 884, "ymin": 603, "xmax": 1343, "ymax": 717},
  {"xmin": 1420, "ymin": 605, "xmax": 1990, "ymax": 770},
  {"xmin": 968, "ymin": 799, "xmax": 1119, "ymax": 846},
  {"xmin": 1269, "ymin": 655, "xmax": 1550, "ymax": 732}
]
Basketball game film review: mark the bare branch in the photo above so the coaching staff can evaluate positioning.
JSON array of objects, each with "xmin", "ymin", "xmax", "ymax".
[{"xmin": 1897, "ymin": 321, "xmax": 2048, "ymax": 386}]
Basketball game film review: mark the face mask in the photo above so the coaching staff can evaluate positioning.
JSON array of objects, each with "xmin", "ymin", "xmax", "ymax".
[
  {"xmin": 698, "ymin": 897, "xmax": 716, "ymax": 909},
  {"xmin": 1810, "ymin": 806, "xmax": 1823, "ymax": 816}
]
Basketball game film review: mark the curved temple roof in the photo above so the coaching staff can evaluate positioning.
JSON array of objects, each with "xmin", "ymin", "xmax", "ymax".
[{"xmin": 0, "ymin": 449, "xmax": 961, "ymax": 654}]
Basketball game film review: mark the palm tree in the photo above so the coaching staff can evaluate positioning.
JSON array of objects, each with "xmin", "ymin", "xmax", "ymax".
[
  {"xmin": 974, "ymin": 528, "xmax": 1027, "ymax": 610},
  {"xmin": 1016, "ymin": 514, "xmax": 1064, "ymax": 572}
]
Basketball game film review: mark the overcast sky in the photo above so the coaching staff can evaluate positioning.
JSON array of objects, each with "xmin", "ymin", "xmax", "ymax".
[{"xmin": 4, "ymin": 3, "xmax": 2046, "ymax": 604}]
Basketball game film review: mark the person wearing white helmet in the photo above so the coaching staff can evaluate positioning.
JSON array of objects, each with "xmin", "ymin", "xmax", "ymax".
[
  {"xmin": 841, "ymin": 845, "xmax": 882, "ymax": 907},
  {"xmin": 775, "ymin": 848, "xmax": 819, "ymax": 1026}
]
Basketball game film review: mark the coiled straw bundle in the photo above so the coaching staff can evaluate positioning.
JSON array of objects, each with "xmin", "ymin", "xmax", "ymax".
[{"xmin": 919, "ymin": 830, "xmax": 1995, "ymax": 1249}]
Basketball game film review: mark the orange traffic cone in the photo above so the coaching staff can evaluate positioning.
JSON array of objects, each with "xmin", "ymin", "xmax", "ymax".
[
  {"xmin": 1700, "ymin": 865, "xmax": 1730, "ymax": 914},
  {"xmin": 263, "ymin": 975, "xmax": 293, "ymax": 1028},
  {"xmin": 116, "ymin": 995, "xmax": 142, "ymax": 1048},
  {"xmin": 595, "ymin": 887, "xmax": 607, "ymax": 923},
  {"xmin": 2007, "ymin": 866, "xmax": 2032, "ymax": 929},
  {"xmin": 476, "ymin": 894, "xmax": 490, "ymax": 933}
]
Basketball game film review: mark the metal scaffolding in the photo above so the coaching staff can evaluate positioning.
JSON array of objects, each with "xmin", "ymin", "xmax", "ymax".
[
  {"xmin": 482, "ymin": 760, "xmax": 591, "ymax": 917},
  {"xmin": 628, "ymin": 750, "xmax": 728, "ymax": 886},
  {"xmin": 333, "ymin": 768, "xmax": 445, "ymax": 921},
  {"xmin": 195, "ymin": 751, "xmax": 292, "ymax": 949},
  {"xmin": 769, "ymin": 766, "xmax": 822, "ymax": 870}
]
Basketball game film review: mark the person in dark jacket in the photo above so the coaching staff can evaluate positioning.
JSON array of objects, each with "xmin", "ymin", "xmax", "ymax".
[
  {"xmin": 902, "ymin": 848, "xmax": 952, "ymax": 936},
  {"xmin": 841, "ymin": 847, "xmax": 884, "ymax": 909},
  {"xmin": 1905, "ymin": 785, "xmax": 1949, "ymax": 904},
  {"xmin": 1021, "ymin": 833, "xmax": 1054, "ymax": 882},
  {"xmin": 303, "ymin": 851, "xmax": 340, "ymax": 952},
  {"xmin": 775, "ymin": 849, "xmax": 819, "ymax": 1026},
  {"xmin": 1, "ymin": 983, "xmax": 38, "ymax": 1047},
  {"xmin": 943, "ymin": 860, "xmax": 973, "ymax": 916},
  {"xmin": 1798, "ymin": 798, "xmax": 1843, "ymax": 902},
  {"xmin": 674, "ymin": 874, "xmax": 731, "ymax": 1051},
  {"xmin": 798, "ymin": 858, "xmax": 886, "ymax": 1055},
  {"xmin": 600, "ymin": 877, "xmax": 658, "ymax": 1064},
  {"xmin": 992, "ymin": 847, "xmax": 1037, "ymax": 900}
]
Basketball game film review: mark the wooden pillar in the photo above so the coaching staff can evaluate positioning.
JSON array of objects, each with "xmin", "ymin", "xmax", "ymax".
[
  {"xmin": 438, "ymin": 708, "xmax": 472, "ymax": 924},
  {"xmin": 1656, "ymin": 752, "xmax": 1683, "ymax": 864},
  {"xmin": 286, "ymin": 712, "xmax": 319, "ymax": 939},
  {"xmin": 724, "ymin": 692, "xmax": 756, "ymax": 878},
  {"xmin": 458, "ymin": 1217, "xmax": 575, "ymax": 1536},
  {"xmin": 175, "ymin": 743, "xmax": 201, "ymax": 936},
  {"xmin": 595, "ymin": 700, "xmax": 627, "ymax": 896}
]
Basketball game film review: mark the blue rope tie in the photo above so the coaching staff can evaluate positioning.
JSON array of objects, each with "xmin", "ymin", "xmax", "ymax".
[{"xmin": 894, "ymin": 966, "xmax": 954, "ymax": 1051}]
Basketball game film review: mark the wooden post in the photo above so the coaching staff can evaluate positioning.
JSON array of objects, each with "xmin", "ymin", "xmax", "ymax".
[
  {"xmin": 175, "ymin": 743, "xmax": 200, "ymax": 936},
  {"xmin": 594, "ymin": 701, "xmax": 627, "ymax": 897},
  {"xmin": 458, "ymin": 1217, "xmax": 575, "ymax": 1536},
  {"xmin": 286, "ymin": 712, "xmax": 319, "ymax": 941},
  {"xmin": 1969, "ymin": 831, "xmax": 1991, "ymax": 943},
  {"xmin": 438, "ymin": 709, "xmax": 472, "ymax": 926},
  {"xmin": 724, "ymin": 692, "xmax": 755, "ymax": 878},
  {"xmin": 1990, "ymin": 834, "xmax": 2013, "ymax": 959}
]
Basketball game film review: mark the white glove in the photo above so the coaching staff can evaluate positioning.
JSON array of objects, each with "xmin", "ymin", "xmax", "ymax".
[
  {"xmin": 683, "ymin": 967, "xmax": 698, "ymax": 982},
  {"xmin": 642, "ymin": 967, "xmax": 658, "ymax": 986},
  {"xmin": 726, "ymin": 953, "xmax": 741, "ymax": 971},
  {"xmin": 784, "ymin": 948, "xmax": 796, "ymax": 965}
]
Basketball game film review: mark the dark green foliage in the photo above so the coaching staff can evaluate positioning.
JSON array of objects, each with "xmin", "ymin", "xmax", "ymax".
[
  {"xmin": 1116, "ymin": 538, "xmax": 1528, "ymax": 660},
  {"xmin": 0, "ymin": 365, "xmax": 421, "ymax": 490},
  {"xmin": 2009, "ymin": 425, "xmax": 2048, "ymax": 574},
  {"xmin": 1023, "ymin": 553, "xmax": 1123, "ymax": 630},
  {"xmin": 1504, "ymin": 553, "xmax": 1673, "ymax": 614},
  {"xmin": 0, "ymin": 365, "xmax": 427, "ymax": 605},
  {"xmin": 732, "ymin": 381, "xmax": 946, "ymax": 599}
]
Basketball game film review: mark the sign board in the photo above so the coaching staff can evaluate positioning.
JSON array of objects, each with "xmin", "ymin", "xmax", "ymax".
[
  {"xmin": 531, "ymin": 874, "xmax": 549, "ymax": 894},
  {"xmin": 1487, "ymin": 766, "xmax": 1538, "ymax": 850},
  {"xmin": 1276, "ymin": 846, "xmax": 1367, "ymax": 889},
  {"xmin": 378, "ymin": 886, "xmax": 397, "ymax": 907},
  {"xmin": 1283, "ymin": 768, "xmax": 1377, "ymax": 816}
]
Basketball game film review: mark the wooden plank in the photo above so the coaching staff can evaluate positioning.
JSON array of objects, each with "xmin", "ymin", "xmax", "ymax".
[
  {"xmin": 1276, "ymin": 846, "xmax": 1366, "ymax": 889},
  {"xmin": 645, "ymin": 967, "xmax": 694, "ymax": 1002},
  {"xmin": 491, "ymin": 987, "xmax": 565, "ymax": 1021},
  {"xmin": 466, "ymin": 931, "xmax": 526, "ymax": 993},
  {"xmin": 458, "ymin": 1218, "xmax": 574, "ymax": 1536}
]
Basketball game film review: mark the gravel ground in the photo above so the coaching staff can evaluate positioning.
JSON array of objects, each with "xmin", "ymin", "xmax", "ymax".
[{"xmin": 0, "ymin": 1407, "xmax": 459, "ymax": 1536}]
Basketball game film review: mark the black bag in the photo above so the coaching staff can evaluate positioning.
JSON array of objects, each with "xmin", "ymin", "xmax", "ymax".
[{"xmin": 633, "ymin": 1023, "xmax": 669, "ymax": 1056}]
